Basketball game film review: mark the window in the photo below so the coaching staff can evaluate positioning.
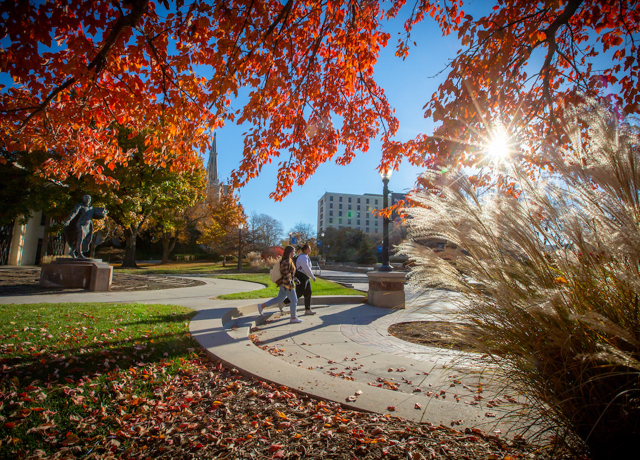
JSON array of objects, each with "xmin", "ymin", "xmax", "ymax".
[
  {"xmin": 366, "ymin": 227, "xmax": 369, "ymax": 232},
  {"xmin": 320, "ymin": 220, "xmax": 323, "ymax": 227},
  {"xmin": 366, "ymin": 213, "xmax": 369, "ymax": 218},
  {"xmin": 339, "ymin": 196, "xmax": 342, "ymax": 202},
  {"xmin": 347, "ymin": 211, "xmax": 352, "ymax": 217},
  {"xmin": 348, "ymin": 197, "xmax": 351, "ymax": 202},
  {"xmin": 375, "ymin": 199, "xmax": 379, "ymax": 205},
  {"xmin": 357, "ymin": 212, "xmax": 360, "ymax": 218},
  {"xmin": 366, "ymin": 198, "xmax": 369, "ymax": 204},
  {"xmin": 339, "ymin": 218, "xmax": 342, "ymax": 224},
  {"xmin": 339, "ymin": 226, "xmax": 342, "ymax": 229},
  {"xmin": 348, "ymin": 204, "xmax": 351, "ymax": 210},
  {"xmin": 357, "ymin": 227, "xmax": 361, "ymax": 230},
  {"xmin": 366, "ymin": 220, "xmax": 370, "ymax": 225},
  {"xmin": 357, "ymin": 220, "xmax": 360, "ymax": 225},
  {"xmin": 348, "ymin": 219, "xmax": 351, "ymax": 225},
  {"xmin": 357, "ymin": 205, "xmax": 360, "ymax": 210},
  {"xmin": 330, "ymin": 195, "xmax": 333, "ymax": 201},
  {"xmin": 357, "ymin": 198, "xmax": 361, "ymax": 203},
  {"xmin": 330, "ymin": 203, "xmax": 333, "ymax": 208},
  {"xmin": 375, "ymin": 220, "xmax": 379, "ymax": 226},
  {"xmin": 40, "ymin": 213, "xmax": 46, "ymax": 226},
  {"xmin": 339, "ymin": 204, "xmax": 342, "ymax": 209},
  {"xmin": 339, "ymin": 211, "xmax": 342, "ymax": 217},
  {"xmin": 329, "ymin": 218, "xmax": 333, "ymax": 223},
  {"xmin": 329, "ymin": 210, "xmax": 333, "ymax": 216}
]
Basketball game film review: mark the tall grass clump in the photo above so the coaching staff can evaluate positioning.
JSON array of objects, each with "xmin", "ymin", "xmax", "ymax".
[{"xmin": 399, "ymin": 100, "xmax": 640, "ymax": 459}]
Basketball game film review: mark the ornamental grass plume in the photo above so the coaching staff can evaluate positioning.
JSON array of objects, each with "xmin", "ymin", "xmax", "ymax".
[{"xmin": 399, "ymin": 100, "xmax": 640, "ymax": 459}]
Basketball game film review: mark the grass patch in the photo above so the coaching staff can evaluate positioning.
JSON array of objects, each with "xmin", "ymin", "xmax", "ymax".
[
  {"xmin": 0, "ymin": 303, "xmax": 197, "ymax": 457},
  {"xmin": 114, "ymin": 261, "xmax": 257, "ymax": 274},
  {"xmin": 212, "ymin": 274, "xmax": 363, "ymax": 300}
]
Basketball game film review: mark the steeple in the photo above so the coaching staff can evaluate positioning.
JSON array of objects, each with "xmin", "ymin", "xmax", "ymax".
[{"xmin": 206, "ymin": 131, "xmax": 219, "ymax": 190}]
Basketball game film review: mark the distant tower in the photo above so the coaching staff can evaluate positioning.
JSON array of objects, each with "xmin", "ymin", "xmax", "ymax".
[{"xmin": 207, "ymin": 131, "xmax": 220, "ymax": 193}]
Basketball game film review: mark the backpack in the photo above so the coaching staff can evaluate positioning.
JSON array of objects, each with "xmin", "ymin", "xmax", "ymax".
[{"xmin": 269, "ymin": 260, "xmax": 281, "ymax": 283}]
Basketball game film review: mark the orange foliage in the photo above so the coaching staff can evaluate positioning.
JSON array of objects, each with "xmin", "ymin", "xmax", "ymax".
[
  {"xmin": 0, "ymin": 0, "xmax": 461, "ymax": 199},
  {"xmin": 414, "ymin": 0, "xmax": 640, "ymax": 172}
]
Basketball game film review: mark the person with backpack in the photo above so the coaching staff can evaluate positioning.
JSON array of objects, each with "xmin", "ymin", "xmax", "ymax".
[
  {"xmin": 258, "ymin": 245, "xmax": 302, "ymax": 323},
  {"xmin": 283, "ymin": 243, "xmax": 317, "ymax": 315}
]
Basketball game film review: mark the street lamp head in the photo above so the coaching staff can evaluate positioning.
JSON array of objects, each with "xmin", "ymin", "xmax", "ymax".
[
  {"xmin": 238, "ymin": 223, "xmax": 244, "ymax": 230},
  {"xmin": 380, "ymin": 168, "xmax": 393, "ymax": 181},
  {"xmin": 321, "ymin": 232, "xmax": 325, "ymax": 237}
]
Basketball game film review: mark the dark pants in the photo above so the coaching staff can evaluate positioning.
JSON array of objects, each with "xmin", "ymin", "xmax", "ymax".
[{"xmin": 284, "ymin": 271, "xmax": 312, "ymax": 310}]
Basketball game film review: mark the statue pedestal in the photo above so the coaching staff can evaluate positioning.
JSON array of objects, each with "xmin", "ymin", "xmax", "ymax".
[
  {"xmin": 366, "ymin": 271, "xmax": 406, "ymax": 309},
  {"xmin": 40, "ymin": 258, "xmax": 113, "ymax": 292}
]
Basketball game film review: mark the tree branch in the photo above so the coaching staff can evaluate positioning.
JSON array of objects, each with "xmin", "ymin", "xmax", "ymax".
[{"xmin": 17, "ymin": 0, "xmax": 149, "ymax": 131}]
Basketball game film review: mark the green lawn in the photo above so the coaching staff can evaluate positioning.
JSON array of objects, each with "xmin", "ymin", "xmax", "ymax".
[
  {"xmin": 0, "ymin": 303, "xmax": 199, "ymax": 457},
  {"xmin": 115, "ymin": 260, "xmax": 256, "ymax": 274},
  {"xmin": 212, "ymin": 273, "xmax": 364, "ymax": 300}
]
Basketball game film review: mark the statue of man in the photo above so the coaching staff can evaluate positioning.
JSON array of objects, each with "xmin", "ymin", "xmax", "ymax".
[{"xmin": 62, "ymin": 195, "xmax": 107, "ymax": 258}]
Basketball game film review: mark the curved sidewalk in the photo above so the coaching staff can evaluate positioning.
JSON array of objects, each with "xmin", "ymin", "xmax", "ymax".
[
  {"xmin": 1, "ymin": 274, "xmax": 524, "ymax": 435},
  {"xmin": 190, "ymin": 290, "xmax": 525, "ymax": 435}
]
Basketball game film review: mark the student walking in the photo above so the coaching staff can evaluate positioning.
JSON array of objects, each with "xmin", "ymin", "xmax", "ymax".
[
  {"xmin": 258, "ymin": 245, "xmax": 302, "ymax": 323},
  {"xmin": 293, "ymin": 243, "xmax": 317, "ymax": 315}
]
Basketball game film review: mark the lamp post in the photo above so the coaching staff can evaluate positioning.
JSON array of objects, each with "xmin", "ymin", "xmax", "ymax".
[
  {"xmin": 237, "ymin": 223, "xmax": 244, "ymax": 272},
  {"xmin": 379, "ymin": 168, "xmax": 393, "ymax": 272},
  {"xmin": 321, "ymin": 232, "xmax": 325, "ymax": 262}
]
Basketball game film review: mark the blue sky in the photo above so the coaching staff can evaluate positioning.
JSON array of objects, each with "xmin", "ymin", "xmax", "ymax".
[{"xmin": 207, "ymin": 9, "xmax": 468, "ymax": 236}]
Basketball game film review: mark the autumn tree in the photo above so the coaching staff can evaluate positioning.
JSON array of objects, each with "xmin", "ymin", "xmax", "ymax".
[
  {"xmin": 0, "ymin": 0, "xmax": 466, "ymax": 199},
  {"xmin": 195, "ymin": 190, "xmax": 245, "ymax": 264},
  {"xmin": 91, "ymin": 128, "xmax": 205, "ymax": 268},
  {"xmin": 147, "ymin": 169, "xmax": 206, "ymax": 264},
  {"xmin": 414, "ymin": 0, "xmax": 640, "ymax": 173}
]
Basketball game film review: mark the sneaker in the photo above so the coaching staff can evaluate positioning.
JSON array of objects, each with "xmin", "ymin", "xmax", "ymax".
[
  {"xmin": 258, "ymin": 303, "xmax": 264, "ymax": 315},
  {"xmin": 290, "ymin": 318, "xmax": 303, "ymax": 324},
  {"xmin": 279, "ymin": 304, "xmax": 284, "ymax": 314},
  {"xmin": 304, "ymin": 310, "xmax": 317, "ymax": 316}
]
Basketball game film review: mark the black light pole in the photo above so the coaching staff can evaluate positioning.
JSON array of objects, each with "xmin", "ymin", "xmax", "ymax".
[
  {"xmin": 379, "ymin": 169, "xmax": 393, "ymax": 272},
  {"xmin": 237, "ymin": 223, "xmax": 244, "ymax": 272}
]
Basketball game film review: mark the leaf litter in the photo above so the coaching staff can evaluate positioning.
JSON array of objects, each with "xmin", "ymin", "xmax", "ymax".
[{"xmin": 0, "ymin": 303, "xmax": 574, "ymax": 459}]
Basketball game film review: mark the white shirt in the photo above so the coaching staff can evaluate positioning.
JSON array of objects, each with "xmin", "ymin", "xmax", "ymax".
[{"xmin": 296, "ymin": 253, "xmax": 316, "ymax": 281}]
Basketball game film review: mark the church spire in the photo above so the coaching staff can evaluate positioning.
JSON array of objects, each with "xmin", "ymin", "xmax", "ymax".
[{"xmin": 207, "ymin": 131, "xmax": 219, "ymax": 190}]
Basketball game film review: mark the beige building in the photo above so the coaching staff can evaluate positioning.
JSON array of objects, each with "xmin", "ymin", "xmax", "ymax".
[{"xmin": 317, "ymin": 192, "xmax": 387, "ymax": 235}]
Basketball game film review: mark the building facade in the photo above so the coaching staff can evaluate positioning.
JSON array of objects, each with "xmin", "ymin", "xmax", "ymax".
[
  {"xmin": 317, "ymin": 192, "xmax": 385, "ymax": 235},
  {"xmin": 1, "ymin": 212, "xmax": 66, "ymax": 266}
]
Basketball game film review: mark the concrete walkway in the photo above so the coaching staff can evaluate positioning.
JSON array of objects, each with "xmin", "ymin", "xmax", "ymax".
[{"xmin": 1, "ymin": 273, "xmax": 524, "ymax": 436}]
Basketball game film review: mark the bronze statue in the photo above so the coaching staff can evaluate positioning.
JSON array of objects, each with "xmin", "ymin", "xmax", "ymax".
[{"xmin": 62, "ymin": 195, "xmax": 107, "ymax": 258}]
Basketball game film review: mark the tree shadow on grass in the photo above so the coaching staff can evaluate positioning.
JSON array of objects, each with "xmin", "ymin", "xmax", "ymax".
[{"xmin": 0, "ymin": 330, "xmax": 197, "ymax": 385}]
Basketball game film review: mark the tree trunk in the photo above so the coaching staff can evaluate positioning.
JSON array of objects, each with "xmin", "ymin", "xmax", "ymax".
[
  {"xmin": 121, "ymin": 225, "xmax": 139, "ymax": 268},
  {"xmin": 223, "ymin": 255, "xmax": 226, "ymax": 267},
  {"xmin": 161, "ymin": 233, "xmax": 177, "ymax": 264}
]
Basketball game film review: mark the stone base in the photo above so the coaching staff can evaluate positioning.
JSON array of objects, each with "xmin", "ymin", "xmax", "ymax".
[
  {"xmin": 367, "ymin": 271, "xmax": 406, "ymax": 309},
  {"xmin": 39, "ymin": 258, "xmax": 113, "ymax": 292}
]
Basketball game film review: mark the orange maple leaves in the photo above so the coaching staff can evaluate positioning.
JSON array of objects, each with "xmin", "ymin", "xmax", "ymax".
[{"xmin": 0, "ymin": 0, "xmax": 452, "ymax": 199}]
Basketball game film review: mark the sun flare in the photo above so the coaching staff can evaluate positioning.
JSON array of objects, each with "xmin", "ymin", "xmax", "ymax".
[{"xmin": 486, "ymin": 126, "xmax": 511, "ymax": 161}]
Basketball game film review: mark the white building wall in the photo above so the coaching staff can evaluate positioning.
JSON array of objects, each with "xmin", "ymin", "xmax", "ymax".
[{"xmin": 7, "ymin": 212, "xmax": 46, "ymax": 266}]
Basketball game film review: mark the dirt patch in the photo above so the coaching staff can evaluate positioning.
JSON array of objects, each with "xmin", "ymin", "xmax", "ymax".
[
  {"xmin": 0, "ymin": 268, "xmax": 205, "ymax": 296},
  {"xmin": 389, "ymin": 321, "xmax": 483, "ymax": 352}
]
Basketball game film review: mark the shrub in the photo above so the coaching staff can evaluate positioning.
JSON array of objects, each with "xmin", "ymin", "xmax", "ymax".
[
  {"xmin": 247, "ymin": 251, "xmax": 278, "ymax": 269},
  {"xmin": 261, "ymin": 246, "xmax": 284, "ymax": 259},
  {"xmin": 399, "ymin": 100, "xmax": 640, "ymax": 459}
]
